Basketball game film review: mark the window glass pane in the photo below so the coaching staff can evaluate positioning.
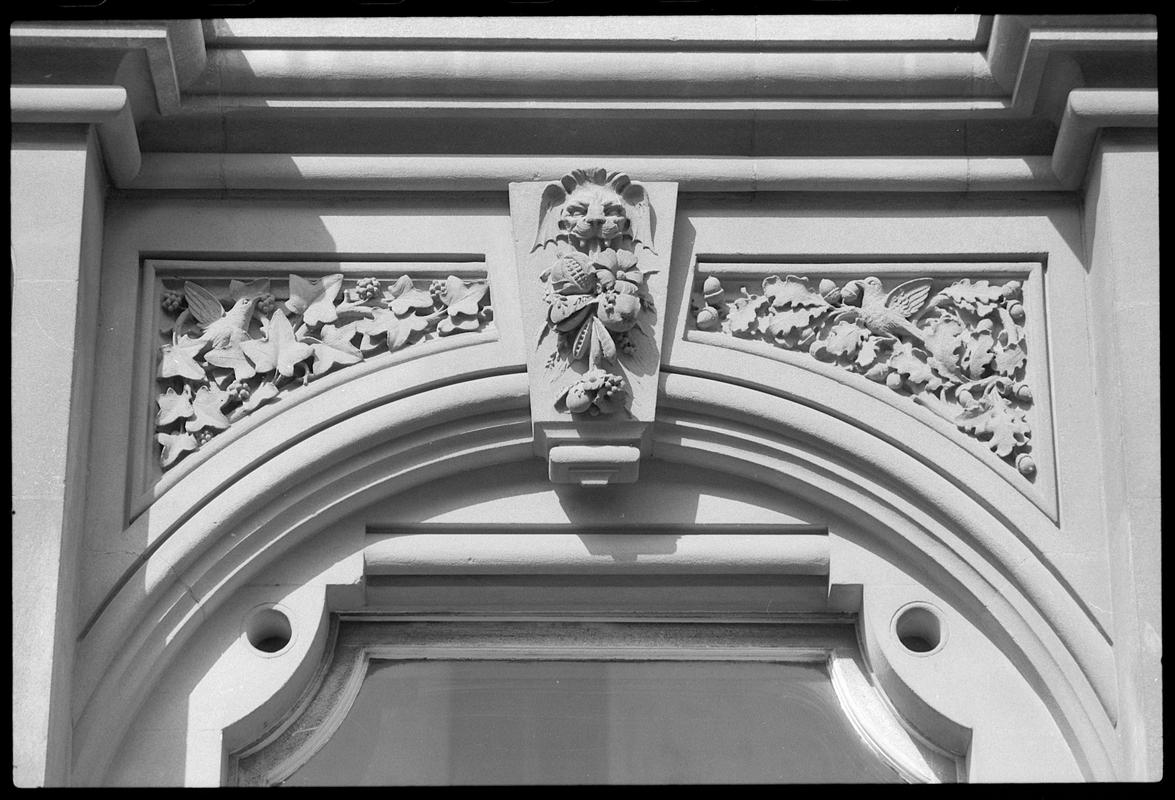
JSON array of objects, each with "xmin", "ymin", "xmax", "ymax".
[{"xmin": 284, "ymin": 660, "xmax": 904, "ymax": 785}]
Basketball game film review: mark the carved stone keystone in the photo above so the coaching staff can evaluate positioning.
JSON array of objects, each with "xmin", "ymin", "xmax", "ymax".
[{"xmin": 510, "ymin": 168, "xmax": 678, "ymax": 484}]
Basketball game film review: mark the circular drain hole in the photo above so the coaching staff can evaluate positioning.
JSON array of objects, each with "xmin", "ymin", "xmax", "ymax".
[
  {"xmin": 894, "ymin": 604, "xmax": 946, "ymax": 655},
  {"xmin": 246, "ymin": 606, "xmax": 293, "ymax": 654}
]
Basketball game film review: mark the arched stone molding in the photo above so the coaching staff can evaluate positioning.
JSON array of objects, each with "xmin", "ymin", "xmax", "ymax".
[{"xmin": 73, "ymin": 369, "xmax": 1117, "ymax": 783}]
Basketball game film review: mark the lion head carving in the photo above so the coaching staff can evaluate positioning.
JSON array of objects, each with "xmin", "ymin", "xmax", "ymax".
[{"xmin": 532, "ymin": 168, "xmax": 655, "ymax": 255}]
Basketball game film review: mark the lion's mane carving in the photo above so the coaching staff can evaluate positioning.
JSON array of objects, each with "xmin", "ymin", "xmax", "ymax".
[{"xmin": 532, "ymin": 167, "xmax": 655, "ymax": 255}]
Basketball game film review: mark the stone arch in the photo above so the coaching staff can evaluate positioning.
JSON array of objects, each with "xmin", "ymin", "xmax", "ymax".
[{"xmin": 73, "ymin": 368, "xmax": 1115, "ymax": 782}]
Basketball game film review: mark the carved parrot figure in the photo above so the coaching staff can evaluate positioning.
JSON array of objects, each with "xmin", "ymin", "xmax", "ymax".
[
  {"xmin": 183, "ymin": 281, "xmax": 259, "ymax": 349},
  {"xmin": 833, "ymin": 276, "xmax": 932, "ymax": 346}
]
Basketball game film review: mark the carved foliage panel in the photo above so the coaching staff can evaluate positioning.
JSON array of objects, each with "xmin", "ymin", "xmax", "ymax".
[
  {"xmin": 136, "ymin": 261, "xmax": 495, "ymax": 503},
  {"xmin": 688, "ymin": 263, "xmax": 1054, "ymax": 497}
]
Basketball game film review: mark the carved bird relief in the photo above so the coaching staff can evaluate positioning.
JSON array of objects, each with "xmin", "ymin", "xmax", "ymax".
[
  {"xmin": 183, "ymin": 281, "xmax": 259, "ymax": 349},
  {"xmin": 833, "ymin": 276, "xmax": 932, "ymax": 346}
]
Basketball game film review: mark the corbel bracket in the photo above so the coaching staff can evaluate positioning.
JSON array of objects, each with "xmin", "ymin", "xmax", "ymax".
[{"xmin": 509, "ymin": 168, "xmax": 679, "ymax": 485}]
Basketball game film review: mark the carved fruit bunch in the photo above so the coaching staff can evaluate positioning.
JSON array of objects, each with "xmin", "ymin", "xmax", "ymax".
[
  {"xmin": 155, "ymin": 273, "xmax": 492, "ymax": 470},
  {"xmin": 694, "ymin": 274, "xmax": 1037, "ymax": 478},
  {"xmin": 542, "ymin": 247, "xmax": 651, "ymax": 416}
]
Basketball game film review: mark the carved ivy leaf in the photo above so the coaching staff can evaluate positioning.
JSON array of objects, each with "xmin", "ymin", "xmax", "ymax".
[
  {"xmin": 229, "ymin": 278, "xmax": 272, "ymax": 302},
  {"xmin": 823, "ymin": 321, "xmax": 869, "ymax": 358},
  {"xmin": 993, "ymin": 342, "xmax": 1027, "ymax": 377},
  {"xmin": 285, "ymin": 273, "xmax": 343, "ymax": 327},
  {"xmin": 960, "ymin": 331, "xmax": 996, "ymax": 379},
  {"xmin": 228, "ymin": 381, "xmax": 281, "ymax": 423},
  {"xmin": 159, "ymin": 338, "xmax": 208, "ymax": 381},
  {"xmin": 956, "ymin": 395, "xmax": 1031, "ymax": 458},
  {"xmin": 358, "ymin": 307, "xmax": 430, "ymax": 353},
  {"xmin": 438, "ymin": 315, "xmax": 483, "ymax": 336},
  {"xmin": 242, "ymin": 311, "xmax": 314, "ymax": 377},
  {"xmin": 727, "ymin": 294, "xmax": 769, "ymax": 337},
  {"xmin": 888, "ymin": 341, "xmax": 936, "ymax": 388},
  {"xmin": 389, "ymin": 286, "xmax": 435, "ymax": 317},
  {"xmin": 156, "ymin": 431, "xmax": 198, "ymax": 468},
  {"xmin": 204, "ymin": 341, "xmax": 257, "ymax": 381},
  {"xmin": 156, "ymin": 385, "xmax": 195, "ymax": 427},
  {"xmin": 309, "ymin": 322, "xmax": 364, "ymax": 375},
  {"xmin": 762, "ymin": 275, "xmax": 829, "ymax": 310},
  {"xmin": 381, "ymin": 275, "xmax": 415, "ymax": 303},
  {"xmin": 184, "ymin": 385, "xmax": 232, "ymax": 432}
]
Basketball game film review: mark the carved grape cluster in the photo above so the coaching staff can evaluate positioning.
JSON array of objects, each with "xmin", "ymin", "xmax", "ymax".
[
  {"xmin": 693, "ymin": 273, "xmax": 1037, "ymax": 478},
  {"xmin": 154, "ymin": 273, "xmax": 493, "ymax": 470}
]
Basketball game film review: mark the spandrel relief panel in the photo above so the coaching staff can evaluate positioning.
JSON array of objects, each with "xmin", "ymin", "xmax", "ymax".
[
  {"xmin": 687, "ymin": 261, "xmax": 1055, "ymax": 517},
  {"xmin": 133, "ymin": 259, "xmax": 496, "ymax": 508}
]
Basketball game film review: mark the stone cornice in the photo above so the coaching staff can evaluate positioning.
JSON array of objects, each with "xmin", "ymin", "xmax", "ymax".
[
  {"xmin": 10, "ymin": 16, "xmax": 1156, "ymax": 192},
  {"xmin": 10, "ymin": 85, "xmax": 140, "ymax": 185}
]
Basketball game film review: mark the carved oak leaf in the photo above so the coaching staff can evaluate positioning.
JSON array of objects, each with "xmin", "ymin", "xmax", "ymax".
[
  {"xmin": 922, "ymin": 319, "xmax": 965, "ymax": 384},
  {"xmin": 762, "ymin": 275, "xmax": 829, "ymax": 310},
  {"xmin": 185, "ymin": 385, "xmax": 232, "ymax": 432},
  {"xmin": 822, "ymin": 320, "xmax": 869, "ymax": 358},
  {"xmin": 156, "ymin": 431, "xmax": 198, "ymax": 468},
  {"xmin": 727, "ymin": 294, "xmax": 769, "ymax": 337},
  {"xmin": 993, "ymin": 342, "xmax": 1027, "ymax": 377},
  {"xmin": 156, "ymin": 385, "xmax": 195, "ymax": 427},
  {"xmin": 285, "ymin": 274, "xmax": 343, "ymax": 327},
  {"xmin": 960, "ymin": 331, "xmax": 996, "ymax": 380},
  {"xmin": 855, "ymin": 336, "xmax": 884, "ymax": 369},
  {"xmin": 309, "ymin": 322, "xmax": 364, "ymax": 375},
  {"xmin": 242, "ymin": 310, "xmax": 314, "ymax": 377},
  {"xmin": 766, "ymin": 306, "xmax": 826, "ymax": 341},
  {"xmin": 229, "ymin": 278, "xmax": 271, "ymax": 302},
  {"xmin": 943, "ymin": 279, "xmax": 1005, "ymax": 318},
  {"xmin": 159, "ymin": 338, "xmax": 208, "ymax": 381},
  {"xmin": 888, "ymin": 341, "xmax": 936, "ymax": 387},
  {"xmin": 956, "ymin": 396, "xmax": 1030, "ymax": 458}
]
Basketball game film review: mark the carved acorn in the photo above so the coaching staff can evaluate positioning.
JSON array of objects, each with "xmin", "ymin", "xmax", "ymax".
[
  {"xmin": 1008, "ymin": 302, "xmax": 1026, "ymax": 323},
  {"xmin": 696, "ymin": 306, "xmax": 721, "ymax": 331},
  {"xmin": 549, "ymin": 252, "xmax": 597, "ymax": 295},
  {"xmin": 818, "ymin": 278, "xmax": 843, "ymax": 306},
  {"xmin": 1016, "ymin": 453, "xmax": 1036, "ymax": 477},
  {"xmin": 598, "ymin": 291, "xmax": 642, "ymax": 332},
  {"xmin": 703, "ymin": 276, "xmax": 724, "ymax": 305}
]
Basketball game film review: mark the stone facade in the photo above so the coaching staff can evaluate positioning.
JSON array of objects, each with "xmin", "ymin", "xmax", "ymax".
[{"xmin": 11, "ymin": 15, "xmax": 1159, "ymax": 784}]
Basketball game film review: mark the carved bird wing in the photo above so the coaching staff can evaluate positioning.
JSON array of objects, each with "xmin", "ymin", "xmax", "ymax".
[
  {"xmin": 532, "ymin": 182, "xmax": 568, "ymax": 252},
  {"xmin": 619, "ymin": 179, "xmax": 656, "ymax": 255},
  {"xmin": 885, "ymin": 278, "xmax": 933, "ymax": 319},
  {"xmin": 184, "ymin": 281, "xmax": 226, "ymax": 327}
]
